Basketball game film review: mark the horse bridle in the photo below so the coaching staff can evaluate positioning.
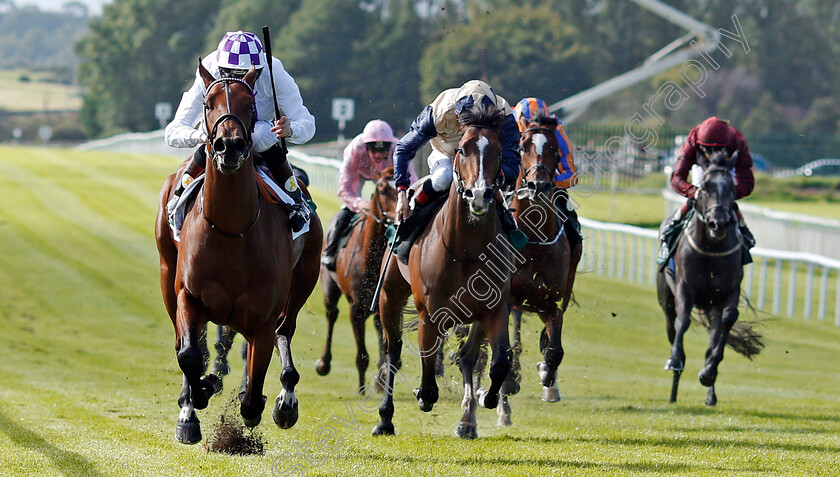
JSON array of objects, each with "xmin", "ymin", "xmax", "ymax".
[
  {"xmin": 452, "ymin": 126, "xmax": 503, "ymax": 202},
  {"xmin": 200, "ymin": 77, "xmax": 261, "ymax": 238},
  {"xmin": 203, "ymin": 77, "xmax": 257, "ymax": 168},
  {"xmin": 693, "ymin": 168, "xmax": 738, "ymax": 226},
  {"xmin": 368, "ymin": 175, "xmax": 397, "ymax": 226},
  {"xmin": 684, "ymin": 167, "xmax": 742, "ymax": 256},
  {"xmin": 516, "ymin": 126, "xmax": 557, "ymax": 199}
]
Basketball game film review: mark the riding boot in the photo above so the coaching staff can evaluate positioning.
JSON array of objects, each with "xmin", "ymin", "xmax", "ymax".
[
  {"xmin": 166, "ymin": 146, "xmax": 206, "ymax": 216},
  {"xmin": 496, "ymin": 192, "xmax": 528, "ymax": 250},
  {"xmin": 554, "ymin": 189, "xmax": 582, "ymax": 250},
  {"xmin": 658, "ymin": 201, "xmax": 690, "ymax": 263},
  {"xmin": 321, "ymin": 207, "xmax": 354, "ymax": 271},
  {"xmin": 734, "ymin": 207, "xmax": 755, "ymax": 249},
  {"xmin": 263, "ymin": 142, "xmax": 310, "ymax": 233}
]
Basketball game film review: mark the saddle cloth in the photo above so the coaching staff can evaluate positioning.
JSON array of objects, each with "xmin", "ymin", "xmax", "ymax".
[{"xmin": 167, "ymin": 166, "xmax": 310, "ymax": 242}]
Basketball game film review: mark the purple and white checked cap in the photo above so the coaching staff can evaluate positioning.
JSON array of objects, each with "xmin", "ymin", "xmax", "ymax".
[{"xmin": 216, "ymin": 31, "xmax": 266, "ymax": 70}]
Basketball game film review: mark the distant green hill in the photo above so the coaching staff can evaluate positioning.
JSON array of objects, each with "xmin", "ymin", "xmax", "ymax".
[{"xmin": 0, "ymin": 5, "xmax": 90, "ymax": 78}]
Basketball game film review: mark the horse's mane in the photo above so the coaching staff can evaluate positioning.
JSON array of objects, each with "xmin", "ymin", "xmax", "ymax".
[
  {"xmin": 457, "ymin": 102, "xmax": 505, "ymax": 133},
  {"xmin": 380, "ymin": 166, "xmax": 395, "ymax": 178}
]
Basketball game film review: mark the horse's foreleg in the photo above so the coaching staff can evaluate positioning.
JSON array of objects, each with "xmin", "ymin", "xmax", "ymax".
[
  {"xmin": 666, "ymin": 285, "xmax": 694, "ymax": 374},
  {"xmin": 273, "ymin": 331, "xmax": 300, "ymax": 429},
  {"xmin": 211, "ymin": 325, "xmax": 236, "ymax": 382},
  {"xmin": 501, "ymin": 307, "xmax": 522, "ymax": 397},
  {"xmin": 372, "ymin": 268, "xmax": 408, "ymax": 436},
  {"xmin": 372, "ymin": 311, "xmax": 389, "ymax": 392},
  {"xmin": 455, "ymin": 323, "xmax": 484, "ymax": 440},
  {"xmin": 699, "ymin": 296, "xmax": 740, "ymax": 393},
  {"xmin": 349, "ymin": 304, "xmax": 371, "ymax": 391},
  {"xmin": 413, "ymin": 310, "xmax": 440, "ymax": 412},
  {"xmin": 240, "ymin": 331, "xmax": 273, "ymax": 428},
  {"xmin": 537, "ymin": 306, "xmax": 564, "ymax": 403},
  {"xmin": 478, "ymin": 310, "xmax": 511, "ymax": 412},
  {"xmin": 173, "ymin": 292, "xmax": 218, "ymax": 444},
  {"xmin": 316, "ymin": 273, "xmax": 341, "ymax": 377}
]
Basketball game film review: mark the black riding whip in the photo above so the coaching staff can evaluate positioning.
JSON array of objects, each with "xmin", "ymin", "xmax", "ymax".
[
  {"xmin": 261, "ymin": 25, "xmax": 288, "ymax": 155},
  {"xmin": 370, "ymin": 221, "xmax": 402, "ymax": 313}
]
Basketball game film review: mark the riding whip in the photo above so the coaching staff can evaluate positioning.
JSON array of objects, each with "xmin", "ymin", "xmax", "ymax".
[
  {"xmin": 261, "ymin": 25, "xmax": 288, "ymax": 155},
  {"xmin": 370, "ymin": 221, "xmax": 402, "ymax": 312}
]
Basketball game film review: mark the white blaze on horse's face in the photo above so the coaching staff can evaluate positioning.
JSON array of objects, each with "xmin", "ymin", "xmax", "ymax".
[
  {"xmin": 532, "ymin": 133, "xmax": 548, "ymax": 157},
  {"xmin": 465, "ymin": 135, "xmax": 492, "ymax": 217}
]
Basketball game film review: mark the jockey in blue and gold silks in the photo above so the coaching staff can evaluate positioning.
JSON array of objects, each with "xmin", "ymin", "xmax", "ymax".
[
  {"xmin": 514, "ymin": 97, "xmax": 582, "ymax": 250},
  {"xmin": 392, "ymin": 80, "xmax": 523, "ymax": 246}
]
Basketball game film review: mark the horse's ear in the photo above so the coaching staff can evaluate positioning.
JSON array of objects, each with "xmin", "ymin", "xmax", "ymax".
[
  {"xmin": 728, "ymin": 150, "xmax": 740, "ymax": 169},
  {"xmin": 198, "ymin": 57, "xmax": 214, "ymax": 88},
  {"xmin": 243, "ymin": 65, "xmax": 258, "ymax": 88},
  {"xmin": 696, "ymin": 151, "xmax": 709, "ymax": 169}
]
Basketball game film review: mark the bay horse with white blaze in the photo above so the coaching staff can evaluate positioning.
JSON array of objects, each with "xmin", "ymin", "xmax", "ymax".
[
  {"xmin": 154, "ymin": 62, "xmax": 323, "ymax": 444},
  {"xmin": 373, "ymin": 105, "xmax": 512, "ymax": 439},
  {"xmin": 316, "ymin": 167, "xmax": 398, "ymax": 389},
  {"xmin": 499, "ymin": 113, "xmax": 578, "ymax": 420},
  {"xmin": 657, "ymin": 149, "xmax": 762, "ymax": 405}
]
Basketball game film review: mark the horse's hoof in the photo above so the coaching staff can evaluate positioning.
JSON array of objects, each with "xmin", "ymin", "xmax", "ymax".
[
  {"xmin": 698, "ymin": 367, "xmax": 717, "ymax": 387},
  {"xmin": 273, "ymin": 394, "xmax": 299, "ymax": 429},
  {"xmin": 414, "ymin": 388, "xmax": 434, "ymax": 412},
  {"xmin": 315, "ymin": 359, "xmax": 331, "ymax": 376},
  {"xmin": 175, "ymin": 420, "xmax": 202, "ymax": 444},
  {"xmin": 476, "ymin": 388, "xmax": 499, "ymax": 409},
  {"xmin": 455, "ymin": 422, "xmax": 478, "ymax": 440},
  {"xmin": 201, "ymin": 374, "xmax": 223, "ymax": 396},
  {"xmin": 500, "ymin": 377, "xmax": 520, "ymax": 396},
  {"xmin": 665, "ymin": 358, "xmax": 683, "ymax": 372},
  {"xmin": 542, "ymin": 386, "xmax": 561, "ymax": 403},
  {"xmin": 705, "ymin": 389, "xmax": 718, "ymax": 407},
  {"xmin": 372, "ymin": 421, "xmax": 394, "ymax": 436},
  {"xmin": 211, "ymin": 360, "xmax": 230, "ymax": 378},
  {"xmin": 497, "ymin": 414, "xmax": 512, "ymax": 427},
  {"xmin": 243, "ymin": 414, "xmax": 262, "ymax": 428}
]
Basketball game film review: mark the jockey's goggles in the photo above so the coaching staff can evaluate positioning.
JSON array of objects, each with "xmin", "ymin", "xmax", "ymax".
[
  {"xmin": 366, "ymin": 141, "xmax": 391, "ymax": 153},
  {"xmin": 219, "ymin": 67, "xmax": 262, "ymax": 80}
]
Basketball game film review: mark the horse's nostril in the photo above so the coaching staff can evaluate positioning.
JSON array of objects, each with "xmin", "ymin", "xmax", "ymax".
[
  {"xmin": 464, "ymin": 189, "xmax": 474, "ymax": 199},
  {"xmin": 213, "ymin": 138, "xmax": 226, "ymax": 153},
  {"xmin": 483, "ymin": 189, "xmax": 494, "ymax": 201}
]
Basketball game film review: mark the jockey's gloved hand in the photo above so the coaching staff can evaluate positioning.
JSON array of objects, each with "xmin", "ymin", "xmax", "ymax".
[{"xmin": 396, "ymin": 189, "xmax": 410, "ymax": 221}]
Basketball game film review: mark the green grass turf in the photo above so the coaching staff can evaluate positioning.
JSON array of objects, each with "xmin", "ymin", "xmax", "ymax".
[{"xmin": 0, "ymin": 146, "xmax": 838, "ymax": 476}]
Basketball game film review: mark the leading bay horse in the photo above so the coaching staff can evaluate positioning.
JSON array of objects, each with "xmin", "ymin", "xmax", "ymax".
[
  {"xmin": 373, "ymin": 105, "xmax": 512, "ymax": 439},
  {"xmin": 316, "ymin": 167, "xmax": 398, "ymax": 390},
  {"xmin": 154, "ymin": 62, "xmax": 323, "ymax": 444},
  {"xmin": 657, "ymin": 149, "xmax": 762, "ymax": 406}
]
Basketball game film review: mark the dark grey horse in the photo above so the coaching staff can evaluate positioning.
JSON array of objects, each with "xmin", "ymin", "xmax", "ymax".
[{"xmin": 657, "ymin": 149, "xmax": 763, "ymax": 406}]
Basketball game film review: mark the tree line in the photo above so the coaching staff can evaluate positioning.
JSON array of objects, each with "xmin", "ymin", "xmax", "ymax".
[{"xmin": 67, "ymin": 0, "xmax": 840, "ymax": 141}]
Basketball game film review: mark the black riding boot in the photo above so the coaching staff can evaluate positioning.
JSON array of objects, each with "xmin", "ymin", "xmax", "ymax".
[
  {"xmin": 321, "ymin": 207, "xmax": 355, "ymax": 271},
  {"xmin": 166, "ymin": 146, "xmax": 206, "ymax": 215},
  {"xmin": 262, "ymin": 143, "xmax": 310, "ymax": 233},
  {"xmin": 554, "ymin": 190, "xmax": 582, "ymax": 250},
  {"xmin": 496, "ymin": 200, "xmax": 528, "ymax": 250}
]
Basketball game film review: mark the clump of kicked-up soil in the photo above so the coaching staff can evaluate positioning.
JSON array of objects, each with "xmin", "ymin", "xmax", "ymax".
[{"xmin": 203, "ymin": 394, "xmax": 265, "ymax": 456}]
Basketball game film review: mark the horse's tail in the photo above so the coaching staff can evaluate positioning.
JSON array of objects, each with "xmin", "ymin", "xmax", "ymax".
[{"xmin": 695, "ymin": 311, "xmax": 765, "ymax": 359}]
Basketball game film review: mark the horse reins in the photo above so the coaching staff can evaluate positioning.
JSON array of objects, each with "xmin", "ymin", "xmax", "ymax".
[
  {"xmin": 203, "ymin": 77, "xmax": 257, "ymax": 162},
  {"xmin": 682, "ymin": 167, "xmax": 742, "ymax": 256},
  {"xmin": 200, "ymin": 76, "xmax": 261, "ymax": 238}
]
